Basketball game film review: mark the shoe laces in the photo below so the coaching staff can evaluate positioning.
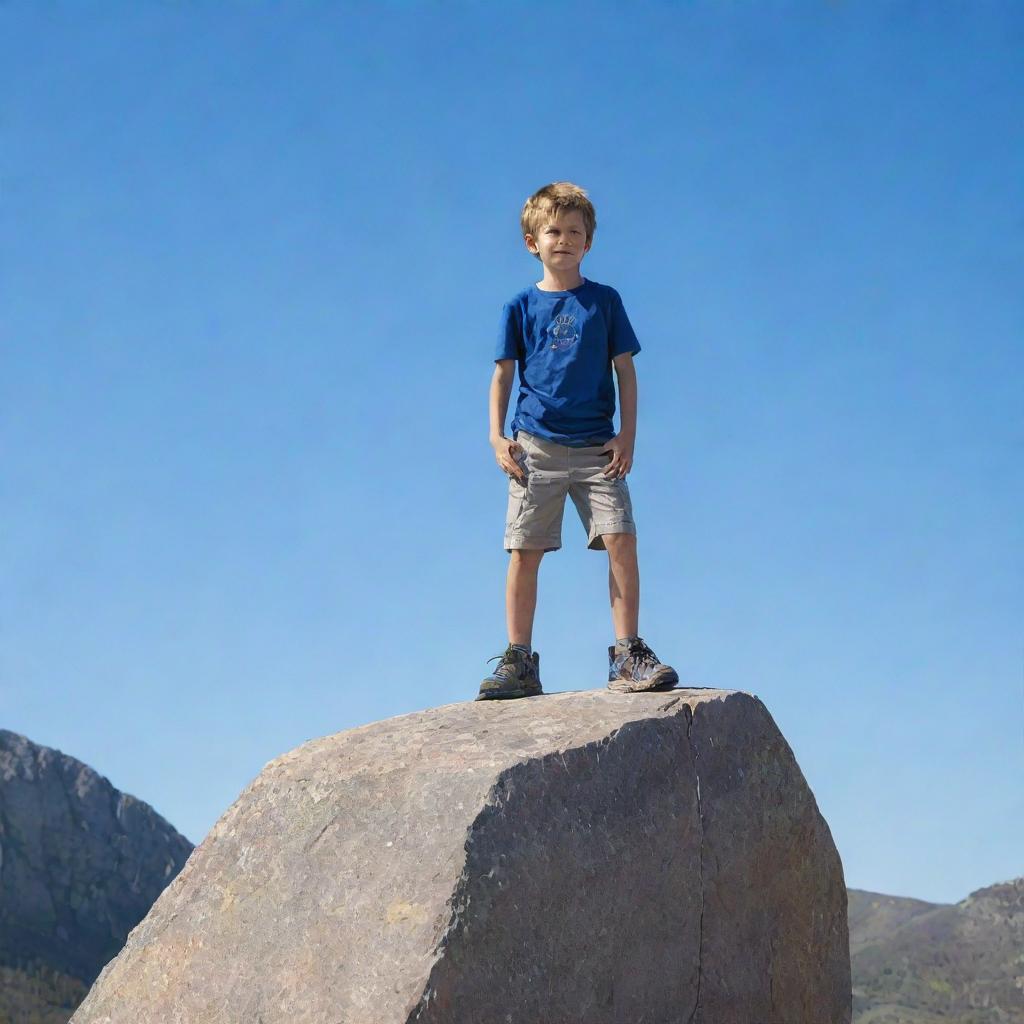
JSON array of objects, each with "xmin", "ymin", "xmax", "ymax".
[
  {"xmin": 487, "ymin": 644, "xmax": 524, "ymax": 667},
  {"xmin": 625, "ymin": 637, "xmax": 660, "ymax": 668}
]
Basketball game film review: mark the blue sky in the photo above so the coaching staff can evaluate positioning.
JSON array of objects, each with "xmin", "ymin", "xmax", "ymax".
[{"xmin": 2, "ymin": 1, "xmax": 1021, "ymax": 906}]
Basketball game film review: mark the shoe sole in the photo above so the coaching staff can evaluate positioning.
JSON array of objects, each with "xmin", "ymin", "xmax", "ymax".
[
  {"xmin": 607, "ymin": 669, "xmax": 679, "ymax": 694},
  {"xmin": 475, "ymin": 687, "xmax": 543, "ymax": 701}
]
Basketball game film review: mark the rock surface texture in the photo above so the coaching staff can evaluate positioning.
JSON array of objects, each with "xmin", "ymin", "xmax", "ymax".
[
  {"xmin": 0, "ymin": 728, "xmax": 193, "ymax": 1021},
  {"xmin": 71, "ymin": 689, "xmax": 851, "ymax": 1024}
]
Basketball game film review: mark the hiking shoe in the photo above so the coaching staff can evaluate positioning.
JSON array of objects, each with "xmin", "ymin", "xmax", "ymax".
[
  {"xmin": 607, "ymin": 637, "xmax": 679, "ymax": 693},
  {"xmin": 476, "ymin": 644, "xmax": 543, "ymax": 700}
]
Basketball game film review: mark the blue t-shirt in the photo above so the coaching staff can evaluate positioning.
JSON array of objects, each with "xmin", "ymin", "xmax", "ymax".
[{"xmin": 494, "ymin": 278, "xmax": 641, "ymax": 446}]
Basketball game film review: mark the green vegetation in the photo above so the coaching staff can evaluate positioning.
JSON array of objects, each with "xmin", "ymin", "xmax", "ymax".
[{"xmin": 0, "ymin": 963, "xmax": 88, "ymax": 1024}]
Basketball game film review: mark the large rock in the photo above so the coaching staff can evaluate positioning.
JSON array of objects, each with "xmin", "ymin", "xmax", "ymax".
[{"xmin": 71, "ymin": 689, "xmax": 851, "ymax": 1024}]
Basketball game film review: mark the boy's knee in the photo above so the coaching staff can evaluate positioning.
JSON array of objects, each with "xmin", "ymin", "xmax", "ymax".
[
  {"xmin": 602, "ymin": 531, "xmax": 637, "ymax": 555},
  {"xmin": 510, "ymin": 548, "xmax": 545, "ymax": 567}
]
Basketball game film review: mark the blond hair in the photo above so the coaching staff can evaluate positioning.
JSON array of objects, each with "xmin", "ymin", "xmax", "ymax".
[{"xmin": 520, "ymin": 182, "xmax": 597, "ymax": 261}]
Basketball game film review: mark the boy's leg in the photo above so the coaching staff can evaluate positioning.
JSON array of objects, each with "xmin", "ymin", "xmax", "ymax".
[
  {"xmin": 564, "ymin": 441, "xmax": 640, "ymax": 634},
  {"xmin": 567, "ymin": 444, "xmax": 678, "ymax": 691},
  {"xmin": 481, "ymin": 431, "xmax": 565, "ymax": 699},
  {"xmin": 506, "ymin": 548, "xmax": 545, "ymax": 646},
  {"xmin": 502, "ymin": 430, "xmax": 567, "ymax": 645},
  {"xmin": 603, "ymin": 531, "xmax": 678, "ymax": 691},
  {"xmin": 478, "ymin": 548, "xmax": 546, "ymax": 701},
  {"xmin": 603, "ymin": 532, "xmax": 639, "ymax": 639}
]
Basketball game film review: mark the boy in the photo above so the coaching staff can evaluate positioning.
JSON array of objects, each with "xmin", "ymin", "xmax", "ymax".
[{"xmin": 477, "ymin": 182, "xmax": 678, "ymax": 700}]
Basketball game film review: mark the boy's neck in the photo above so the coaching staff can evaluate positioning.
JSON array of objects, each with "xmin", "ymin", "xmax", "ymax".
[{"xmin": 535, "ymin": 268, "xmax": 586, "ymax": 292}]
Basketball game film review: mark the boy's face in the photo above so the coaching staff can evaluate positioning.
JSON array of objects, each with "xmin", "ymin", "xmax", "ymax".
[{"xmin": 525, "ymin": 209, "xmax": 592, "ymax": 270}]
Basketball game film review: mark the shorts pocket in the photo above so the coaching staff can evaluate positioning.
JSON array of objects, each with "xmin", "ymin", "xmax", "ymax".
[
  {"xmin": 506, "ymin": 450, "xmax": 532, "ymax": 530},
  {"xmin": 616, "ymin": 476, "xmax": 634, "ymax": 519}
]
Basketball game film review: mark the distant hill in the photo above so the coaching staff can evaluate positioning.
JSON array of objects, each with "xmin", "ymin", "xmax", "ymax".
[
  {"xmin": 849, "ymin": 878, "xmax": 1024, "ymax": 1024},
  {"xmin": 0, "ymin": 728, "xmax": 193, "ymax": 1024}
]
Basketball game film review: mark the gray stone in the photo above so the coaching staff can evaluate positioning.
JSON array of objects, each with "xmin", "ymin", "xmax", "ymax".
[{"xmin": 70, "ymin": 689, "xmax": 851, "ymax": 1024}]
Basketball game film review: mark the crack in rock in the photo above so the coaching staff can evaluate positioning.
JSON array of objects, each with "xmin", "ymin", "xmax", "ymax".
[{"xmin": 685, "ymin": 703, "xmax": 705, "ymax": 1024}]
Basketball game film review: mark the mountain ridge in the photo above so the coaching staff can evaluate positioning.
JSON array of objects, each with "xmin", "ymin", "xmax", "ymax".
[
  {"xmin": 0, "ymin": 727, "xmax": 194, "ymax": 1024},
  {"xmin": 849, "ymin": 876, "xmax": 1024, "ymax": 1023}
]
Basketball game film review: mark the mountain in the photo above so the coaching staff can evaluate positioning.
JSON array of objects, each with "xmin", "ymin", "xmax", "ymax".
[
  {"xmin": 0, "ymin": 728, "xmax": 193, "ymax": 1024},
  {"xmin": 848, "ymin": 889, "xmax": 948, "ymax": 957},
  {"xmin": 849, "ymin": 878, "xmax": 1024, "ymax": 1024}
]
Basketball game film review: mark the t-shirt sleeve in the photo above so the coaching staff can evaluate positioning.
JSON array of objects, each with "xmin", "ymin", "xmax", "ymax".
[
  {"xmin": 608, "ymin": 288, "xmax": 642, "ymax": 358},
  {"xmin": 494, "ymin": 301, "xmax": 523, "ymax": 362}
]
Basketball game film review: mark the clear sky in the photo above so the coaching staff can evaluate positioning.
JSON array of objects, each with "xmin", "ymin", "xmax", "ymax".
[{"xmin": 2, "ymin": 1, "xmax": 1021, "ymax": 907}]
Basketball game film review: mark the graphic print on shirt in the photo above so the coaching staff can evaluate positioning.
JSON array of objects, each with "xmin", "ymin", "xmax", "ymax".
[{"xmin": 548, "ymin": 313, "xmax": 579, "ymax": 351}]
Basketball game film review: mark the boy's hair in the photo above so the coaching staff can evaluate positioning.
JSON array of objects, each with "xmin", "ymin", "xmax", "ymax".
[{"xmin": 521, "ymin": 182, "xmax": 597, "ymax": 261}]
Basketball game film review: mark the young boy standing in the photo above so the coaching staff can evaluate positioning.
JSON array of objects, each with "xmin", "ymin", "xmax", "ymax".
[{"xmin": 478, "ymin": 182, "xmax": 678, "ymax": 700}]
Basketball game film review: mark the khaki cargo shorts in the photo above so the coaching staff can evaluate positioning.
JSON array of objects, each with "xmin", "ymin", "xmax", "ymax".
[{"xmin": 503, "ymin": 430, "xmax": 637, "ymax": 553}]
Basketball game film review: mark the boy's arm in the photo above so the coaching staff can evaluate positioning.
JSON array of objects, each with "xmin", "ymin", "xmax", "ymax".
[
  {"xmin": 612, "ymin": 351, "xmax": 637, "ymax": 441},
  {"xmin": 490, "ymin": 360, "xmax": 516, "ymax": 446}
]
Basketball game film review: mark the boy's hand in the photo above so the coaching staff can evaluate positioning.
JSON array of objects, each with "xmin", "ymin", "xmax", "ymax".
[
  {"xmin": 493, "ymin": 436, "xmax": 526, "ymax": 483},
  {"xmin": 601, "ymin": 435, "xmax": 634, "ymax": 478}
]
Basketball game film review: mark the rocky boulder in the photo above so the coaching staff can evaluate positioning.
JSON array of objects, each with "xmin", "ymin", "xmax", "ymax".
[{"xmin": 71, "ymin": 689, "xmax": 851, "ymax": 1023}]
